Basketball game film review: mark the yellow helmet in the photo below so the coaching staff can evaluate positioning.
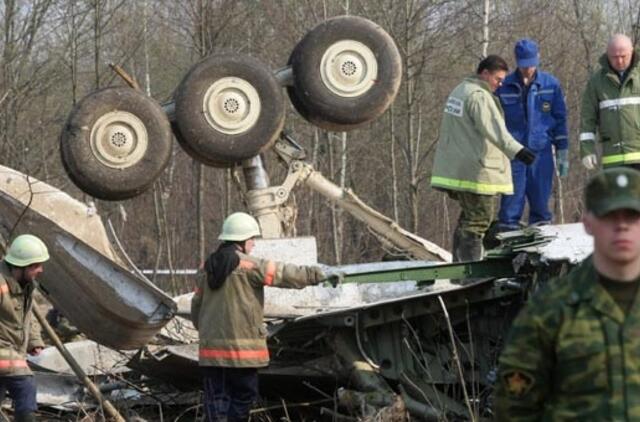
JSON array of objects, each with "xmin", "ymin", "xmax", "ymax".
[
  {"xmin": 5, "ymin": 234, "xmax": 50, "ymax": 267},
  {"xmin": 218, "ymin": 212, "xmax": 261, "ymax": 241}
]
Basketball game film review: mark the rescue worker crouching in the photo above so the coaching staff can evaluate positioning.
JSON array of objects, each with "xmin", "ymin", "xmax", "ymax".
[
  {"xmin": 0, "ymin": 234, "xmax": 49, "ymax": 422},
  {"xmin": 191, "ymin": 212, "xmax": 338, "ymax": 422}
]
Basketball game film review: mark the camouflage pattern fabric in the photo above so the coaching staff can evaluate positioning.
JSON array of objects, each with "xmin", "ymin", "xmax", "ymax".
[
  {"xmin": 447, "ymin": 190, "xmax": 497, "ymax": 236},
  {"xmin": 494, "ymin": 256, "xmax": 640, "ymax": 420}
]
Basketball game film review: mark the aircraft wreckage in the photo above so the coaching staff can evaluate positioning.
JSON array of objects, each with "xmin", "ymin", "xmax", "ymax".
[
  {"xmin": 0, "ymin": 14, "xmax": 596, "ymax": 421},
  {"xmin": 0, "ymin": 163, "xmax": 593, "ymax": 420}
]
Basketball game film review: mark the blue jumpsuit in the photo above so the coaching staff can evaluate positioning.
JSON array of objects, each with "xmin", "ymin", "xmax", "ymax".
[{"xmin": 496, "ymin": 70, "xmax": 568, "ymax": 230}]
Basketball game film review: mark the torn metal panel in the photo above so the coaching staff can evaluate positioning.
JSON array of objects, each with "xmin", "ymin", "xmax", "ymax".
[
  {"xmin": 157, "ymin": 316, "xmax": 198, "ymax": 344},
  {"xmin": 28, "ymin": 341, "xmax": 130, "ymax": 376},
  {"xmin": 534, "ymin": 223, "xmax": 592, "ymax": 263},
  {"xmin": 0, "ymin": 165, "xmax": 176, "ymax": 349},
  {"xmin": 34, "ymin": 372, "xmax": 83, "ymax": 410},
  {"xmin": 492, "ymin": 223, "xmax": 593, "ymax": 263},
  {"xmin": 128, "ymin": 344, "xmax": 200, "ymax": 391}
]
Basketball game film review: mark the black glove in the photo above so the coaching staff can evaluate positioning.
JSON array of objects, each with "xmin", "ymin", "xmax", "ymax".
[
  {"xmin": 326, "ymin": 273, "xmax": 342, "ymax": 288},
  {"xmin": 515, "ymin": 147, "xmax": 536, "ymax": 165}
]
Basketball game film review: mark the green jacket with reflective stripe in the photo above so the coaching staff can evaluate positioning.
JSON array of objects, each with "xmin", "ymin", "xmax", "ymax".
[
  {"xmin": 494, "ymin": 257, "xmax": 640, "ymax": 421},
  {"xmin": 579, "ymin": 52, "xmax": 640, "ymax": 166},
  {"xmin": 190, "ymin": 251, "xmax": 324, "ymax": 368},
  {"xmin": 430, "ymin": 76, "xmax": 523, "ymax": 195},
  {"xmin": 0, "ymin": 262, "xmax": 44, "ymax": 376}
]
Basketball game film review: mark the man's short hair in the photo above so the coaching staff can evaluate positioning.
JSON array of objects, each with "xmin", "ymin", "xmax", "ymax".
[{"xmin": 477, "ymin": 55, "xmax": 509, "ymax": 74}]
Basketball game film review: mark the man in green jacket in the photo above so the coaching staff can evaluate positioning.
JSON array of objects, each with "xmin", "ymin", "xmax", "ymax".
[
  {"xmin": 494, "ymin": 167, "xmax": 640, "ymax": 420},
  {"xmin": 431, "ymin": 55, "xmax": 535, "ymax": 261},
  {"xmin": 191, "ymin": 212, "xmax": 334, "ymax": 422},
  {"xmin": 580, "ymin": 34, "xmax": 640, "ymax": 170},
  {"xmin": 0, "ymin": 234, "xmax": 49, "ymax": 422}
]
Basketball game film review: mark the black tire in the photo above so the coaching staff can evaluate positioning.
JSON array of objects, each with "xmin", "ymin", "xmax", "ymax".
[
  {"xmin": 289, "ymin": 16, "xmax": 402, "ymax": 131},
  {"xmin": 174, "ymin": 54, "xmax": 285, "ymax": 166},
  {"xmin": 60, "ymin": 87, "xmax": 173, "ymax": 200},
  {"xmin": 286, "ymin": 55, "xmax": 362, "ymax": 132},
  {"xmin": 171, "ymin": 122, "xmax": 234, "ymax": 168}
]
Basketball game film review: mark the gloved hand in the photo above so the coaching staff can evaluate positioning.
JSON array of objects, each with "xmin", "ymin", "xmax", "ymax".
[
  {"xmin": 582, "ymin": 154, "xmax": 597, "ymax": 170},
  {"xmin": 515, "ymin": 147, "xmax": 536, "ymax": 165},
  {"xmin": 325, "ymin": 272, "xmax": 343, "ymax": 287},
  {"xmin": 556, "ymin": 148, "xmax": 569, "ymax": 177}
]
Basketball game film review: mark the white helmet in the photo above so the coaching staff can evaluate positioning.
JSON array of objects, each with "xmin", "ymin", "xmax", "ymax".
[{"xmin": 218, "ymin": 212, "xmax": 261, "ymax": 241}]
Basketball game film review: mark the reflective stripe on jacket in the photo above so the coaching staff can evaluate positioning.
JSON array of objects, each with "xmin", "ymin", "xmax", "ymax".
[
  {"xmin": 497, "ymin": 70, "xmax": 568, "ymax": 152},
  {"xmin": 580, "ymin": 51, "xmax": 640, "ymax": 166},
  {"xmin": 190, "ymin": 251, "xmax": 323, "ymax": 368},
  {"xmin": 0, "ymin": 261, "xmax": 43, "ymax": 376},
  {"xmin": 494, "ymin": 257, "xmax": 640, "ymax": 420},
  {"xmin": 430, "ymin": 76, "xmax": 523, "ymax": 195}
]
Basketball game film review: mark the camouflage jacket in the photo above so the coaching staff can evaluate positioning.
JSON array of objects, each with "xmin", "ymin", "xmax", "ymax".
[
  {"xmin": 190, "ymin": 252, "xmax": 324, "ymax": 368},
  {"xmin": 0, "ymin": 261, "xmax": 44, "ymax": 376},
  {"xmin": 494, "ymin": 256, "xmax": 640, "ymax": 421}
]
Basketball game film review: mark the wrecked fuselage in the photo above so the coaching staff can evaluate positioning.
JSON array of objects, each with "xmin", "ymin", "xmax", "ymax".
[
  {"xmin": 0, "ymin": 165, "xmax": 176, "ymax": 349},
  {"xmin": 137, "ymin": 224, "xmax": 592, "ymax": 420}
]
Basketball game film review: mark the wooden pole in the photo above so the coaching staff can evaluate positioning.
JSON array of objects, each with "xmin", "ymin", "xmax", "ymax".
[{"xmin": 32, "ymin": 304, "xmax": 126, "ymax": 422}]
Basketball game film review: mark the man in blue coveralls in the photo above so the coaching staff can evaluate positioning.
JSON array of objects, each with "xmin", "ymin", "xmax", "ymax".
[{"xmin": 496, "ymin": 39, "xmax": 569, "ymax": 232}]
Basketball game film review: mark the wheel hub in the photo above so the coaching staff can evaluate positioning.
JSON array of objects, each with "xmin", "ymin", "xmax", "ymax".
[
  {"xmin": 90, "ymin": 111, "xmax": 148, "ymax": 169},
  {"xmin": 202, "ymin": 77, "xmax": 261, "ymax": 135},
  {"xmin": 320, "ymin": 40, "xmax": 378, "ymax": 97}
]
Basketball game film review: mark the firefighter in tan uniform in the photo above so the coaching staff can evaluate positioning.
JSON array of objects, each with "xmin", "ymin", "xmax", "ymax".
[
  {"xmin": 191, "ymin": 212, "xmax": 335, "ymax": 421},
  {"xmin": 0, "ymin": 234, "xmax": 49, "ymax": 422}
]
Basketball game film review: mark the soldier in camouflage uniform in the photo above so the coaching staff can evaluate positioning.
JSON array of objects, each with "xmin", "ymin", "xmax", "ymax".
[
  {"xmin": 0, "ymin": 235, "xmax": 49, "ymax": 422},
  {"xmin": 191, "ymin": 212, "xmax": 337, "ymax": 422},
  {"xmin": 494, "ymin": 167, "xmax": 640, "ymax": 420}
]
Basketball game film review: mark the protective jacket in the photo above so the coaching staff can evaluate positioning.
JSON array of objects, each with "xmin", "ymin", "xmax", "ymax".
[
  {"xmin": 496, "ymin": 70, "xmax": 568, "ymax": 228},
  {"xmin": 580, "ymin": 51, "xmax": 640, "ymax": 166},
  {"xmin": 431, "ymin": 76, "xmax": 523, "ymax": 195},
  {"xmin": 494, "ymin": 257, "xmax": 640, "ymax": 420},
  {"xmin": 0, "ymin": 261, "xmax": 44, "ymax": 377},
  {"xmin": 191, "ymin": 251, "xmax": 323, "ymax": 368}
]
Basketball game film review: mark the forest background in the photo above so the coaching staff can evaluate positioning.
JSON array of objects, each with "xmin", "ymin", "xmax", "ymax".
[{"xmin": 1, "ymin": 0, "xmax": 638, "ymax": 294}]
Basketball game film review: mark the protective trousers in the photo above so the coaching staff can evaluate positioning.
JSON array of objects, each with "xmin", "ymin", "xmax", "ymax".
[
  {"xmin": 447, "ymin": 190, "xmax": 496, "ymax": 261},
  {"xmin": 498, "ymin": 147, "xmax": 553, "ymax": 230},
  {"xmin": 0, "ymin": 375, "xmax": 37, "ymax": 421},
  {"xmin": 202, "ymin": 366, "xmax": 258, "ymax": 422}
]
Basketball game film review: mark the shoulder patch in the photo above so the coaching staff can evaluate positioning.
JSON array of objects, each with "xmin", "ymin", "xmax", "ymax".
[
  {"xmin": 502, "ymin": 370, "xmax": 535, "ymax": 398},
  {"xmin": 444, "ymin": 96, "xmax": 464, "ymax": 117}
]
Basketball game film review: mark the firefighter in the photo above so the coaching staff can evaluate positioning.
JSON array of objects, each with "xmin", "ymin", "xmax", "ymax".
[
  {"xmin": 580, "ymin": 34, "xmax": 640, "ymax": 170},
  {"xmin": 0, "ymin": 234, "xmax": 49, "ymax": 422},
  {"xmin": 496, "ymin": 38, "xmax": 569, "ymax": 231},
  {"xmin": 191, "ymin": 212, "xmax": 336, "ymax": 421},
  {"xmin": 431, "ymin": 55, "xmax": 536, "ymax": 262},
  {"xmin": 494, "ymin": 167, "xmax": 640, "ymax": 420}
]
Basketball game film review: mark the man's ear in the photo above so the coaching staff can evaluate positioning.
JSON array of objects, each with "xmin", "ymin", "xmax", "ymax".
[{"xmin": 582, "ymin": 212, "xmax": 594, "ymax": 235}]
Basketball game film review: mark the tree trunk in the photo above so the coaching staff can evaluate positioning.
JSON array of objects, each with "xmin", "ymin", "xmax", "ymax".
[{"xmin": 482, "ymin": 0, "xmax": 490, "ymax": 58}]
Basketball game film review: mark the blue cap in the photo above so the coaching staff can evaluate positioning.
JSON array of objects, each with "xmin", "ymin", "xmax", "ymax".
[{"xmin": 514, "ymin": 39, "xmax": 539, "ymax": 68}]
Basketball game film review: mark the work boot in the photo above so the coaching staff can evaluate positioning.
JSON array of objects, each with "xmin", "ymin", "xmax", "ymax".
[
  {"xmin": 15, "ymin": 412, "xmax": 36, "ymax": 422},
  {"xmin": 483, "ymin": 220, "xmax": 501, "ymax": 251},
  {"xmin": 453, "ymin": 229, "xmax": 483, "ymax": 262}
]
